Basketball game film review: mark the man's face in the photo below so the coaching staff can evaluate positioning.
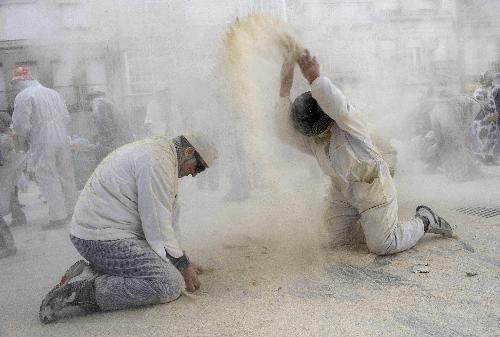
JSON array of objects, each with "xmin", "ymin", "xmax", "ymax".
[{"xmin": 178, "ymin": 147, "xmax": 207, "ymax": 178}]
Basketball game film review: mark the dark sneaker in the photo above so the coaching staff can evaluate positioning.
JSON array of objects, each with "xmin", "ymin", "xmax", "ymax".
[
  {"xmin": 39, "ymin": 260, "xmax": 98, "ymax": 324},
  {"xmin": 56, "ymin": 260, "xmax": 94, "ymax": 288},
  {"xmin": 416, "ymin": 205, "xmax": 454, "ymax": 238}
]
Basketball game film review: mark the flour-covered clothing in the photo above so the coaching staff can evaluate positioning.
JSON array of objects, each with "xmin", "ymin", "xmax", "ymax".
[
  {"xmin": 70, "ymin": 136, "xmax": 183, "ymax": 260},
  {"xmin": 12, "ymin": 80, "xmax": 77, "ymax": 221},
  {"xmin": 276, "ymin": 77, "xmax": 424, "ymax": 255}
]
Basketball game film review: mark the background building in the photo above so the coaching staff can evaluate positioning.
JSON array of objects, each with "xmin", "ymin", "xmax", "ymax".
[{"xmin": 0, "ymin": 0, "xmax": 498, "ymax": 138}]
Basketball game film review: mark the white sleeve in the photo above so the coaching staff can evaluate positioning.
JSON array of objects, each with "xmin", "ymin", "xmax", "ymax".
[
  {"xmin": 12, "ymin": 95, "xmax": 32, "ymax": 138},
  {"xmin": 136, "ymin": 156, "xmax": 183, "ymax": 259},
  {"xmin": 311, "ymin": 77, "xmax": 372, "ymax": 143},
  {"xmin": 274, "ymin": 96, "xmax": 313, "ymax": 155}
]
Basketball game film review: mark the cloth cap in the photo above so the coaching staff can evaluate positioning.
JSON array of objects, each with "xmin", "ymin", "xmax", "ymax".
[
  {"xmin": 291, "ymin": 91, "xmax": 333, "ymax": 136},
  {"xmin": 184, "ymin": 131, "xmax": 218, "ymax": 168},
  {"xmin": 11, "ymin": 67, "xmax": 34, "ymax": 82}
]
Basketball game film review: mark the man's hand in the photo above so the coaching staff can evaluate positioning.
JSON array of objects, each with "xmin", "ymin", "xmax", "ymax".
[
  {"xmin": 280, "ymin": 58, "xmax": 295, "ymax": 97},
  {"xmin": 182, "ymin": 264, "xmax": 201, "ymax": 292},
  {"xmin": 298, "ymin": 49, "xmax": 320, "ymax": 84},
  {"xmin": 190, "ymin": 262, "xmax": 205, "ymax": 275}
]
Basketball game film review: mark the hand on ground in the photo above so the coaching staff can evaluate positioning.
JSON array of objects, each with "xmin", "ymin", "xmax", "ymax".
[{"xmin": 182, "ymin": 264, "xmax": 201, "ymax": 292}]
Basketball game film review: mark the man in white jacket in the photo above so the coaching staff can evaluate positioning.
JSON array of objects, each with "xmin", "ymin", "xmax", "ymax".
[
  {"xmin": 277, "ymin": 50, "xmax": 453, "ymax": 255},
  {"xmin": 11, "ymin": 67, "xmax": 77, "ymax": 230},
  {"xmin": 39, "ymin": 132, "xmax": 217, "ymax": 323}
]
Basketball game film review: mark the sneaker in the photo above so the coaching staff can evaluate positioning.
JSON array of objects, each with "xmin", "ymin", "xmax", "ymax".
[
  {"xmin": 39, "ymin": 278, "xmax": 96, "ymax": 324},
  {"xmin": 416, "ymin": 205, "xmax": 454, "ymax": 238},
  {"xmin": 56, "ymin": 260, "xmax": 95, "ymax": 288},
  {"xmin": 39, "ymin": 260, "xmax": 98, "ymax": 324}
]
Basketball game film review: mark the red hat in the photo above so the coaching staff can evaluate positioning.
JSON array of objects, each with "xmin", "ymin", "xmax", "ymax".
[{"xmin": 11, "ymin": 67, "xmax": 34, "ymax": 81}]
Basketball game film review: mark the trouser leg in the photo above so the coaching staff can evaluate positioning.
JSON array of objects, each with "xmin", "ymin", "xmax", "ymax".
[
  {"xmin": 0, "ymin": 216, "xmax": 15, "ymax": 249},
  {"xmin": 360, "ymin": 197, "xmax": 425, "ymax": 255},
  {"xmin": 55, "ymin": 145, "xmax": 77, "ymax": 215},
  {"xmin": 71, "ymin": 236, "xmax": 184, "ymax": 311},
  {"xmin": 324, "ymin": 185, "xmax": 364, "ymax": 246},
  {"xmin": 35, "ymin": 148, "xmax": 67, "ymax": 222},
  {"xmin": 10, "ymin": 187, "xmax": 27, "ymax": 226}
]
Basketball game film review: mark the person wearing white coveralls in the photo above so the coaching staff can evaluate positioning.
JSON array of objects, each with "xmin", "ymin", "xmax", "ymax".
[
  {"xmin": 39, "ymin": 132, "xmax": 217, "ymax": 324},
  {"xmin": 11, "ymin": 67, "xmax": 77, "ymax": 230},
  {"xmin": 277, "ymin": 51, "xmax": 454, "ymax": 255}
]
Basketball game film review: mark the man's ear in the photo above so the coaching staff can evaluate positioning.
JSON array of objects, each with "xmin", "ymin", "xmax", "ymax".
[{"xmin": 183, "ymin": 146, "xmax": 195, "ymax": 158}]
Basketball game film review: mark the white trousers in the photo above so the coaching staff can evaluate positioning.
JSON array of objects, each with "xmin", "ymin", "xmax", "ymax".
[
  {"xmin": 324, "ymin": 166, "xmax": 425, "ymax": 255},
  {"xmin": 32, "ymin": 144, "xmax": 77, "ymax": 221}
]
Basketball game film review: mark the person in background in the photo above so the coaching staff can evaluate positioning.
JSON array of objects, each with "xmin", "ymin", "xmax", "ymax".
[
  {"xmin": 87, "ymin": 90, "xmax": 134, "ymax": 162},
  {"xmin": 39, "ymin": 132, "xmax": 217, "ymax": 323},
  {"xmin": 472, "ymin": 71, "xmax": 498, "ymax": 164},
  {"xmin": 491, "ymin": 73, "xmax": 500, "ymax": 159},
  {"xmin": 0, "ymin": 112, "xmax": 27, "ymax": 258},
  {"xmin": 11, "ymin": 67, "xmax": 77, "ymax": 230},
  {"xmin": 276, "ymin": 50, "xmax": 454, "ymax": 256}
]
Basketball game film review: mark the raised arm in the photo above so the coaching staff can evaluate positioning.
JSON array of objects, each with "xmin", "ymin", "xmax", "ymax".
[
  {"xmin": 298, "ymin": 50, "xmax": 372, "ymax": 143},
  {"xmin": 274, "ymin": 58, "xmax": 313, "ymax": 155}
]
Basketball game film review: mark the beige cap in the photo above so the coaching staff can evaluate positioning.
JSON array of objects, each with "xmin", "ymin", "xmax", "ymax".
[{"xmin": 184, "ymin": 131, "xmax": 218, "ymax": 167}]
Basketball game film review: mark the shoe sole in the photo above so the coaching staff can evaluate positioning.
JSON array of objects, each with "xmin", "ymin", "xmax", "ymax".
[{"xmin": 39, "ymin": 285, "xmax": 77, "ymax": 324}]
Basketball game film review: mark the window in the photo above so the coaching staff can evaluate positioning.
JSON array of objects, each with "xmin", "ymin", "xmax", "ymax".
[
  {"xmin": 237, "ymin": 0, "xmax": 287, "ymax": 20},
  {"xmin": 378, "ymin": 40, "xmax": 399, "ymax": 65},
  {"xmin": 123, "ymin": 34, "xmax": 179, "ymax": 95},
  {"xmin": 406, "ymin": 40, "xmax": 425, "ymax": 72},
  {"xmin": 59, "ymin": 2, "xmax": 89, "ymax": 29}
]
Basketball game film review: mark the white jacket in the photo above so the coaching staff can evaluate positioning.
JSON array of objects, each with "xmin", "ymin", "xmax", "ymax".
[
  {"xmin": 70, "ymin": 136, "xmax": 183, "ymax": 259},
  {"xmin": 276, "ymin": 77, "xmax": 388, "ymax": 188},
  {"xmin": 12, "ymin": 81, "xmax": 70, "ymax": 146}
]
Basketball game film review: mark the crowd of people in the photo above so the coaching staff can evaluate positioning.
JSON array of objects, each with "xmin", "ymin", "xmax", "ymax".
[{"xmin": 411, "ymin": 70, "xmax": 500, "ymax": 181}]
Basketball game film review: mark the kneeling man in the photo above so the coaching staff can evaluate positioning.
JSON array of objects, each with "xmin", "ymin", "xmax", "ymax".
[{"xmin": 40, "ymin": 132, "xmax": 217, "ymax": 323}]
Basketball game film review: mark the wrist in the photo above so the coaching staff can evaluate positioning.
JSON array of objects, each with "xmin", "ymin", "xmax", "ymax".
[
  {"xmin": 280, "ymin": 88, "xmax": 291, "ymax": 97},
  {"xmin": 165, "ymin": 250, "xmax": 190, "ymax": 272},
  {"xmin": 307, "ymin": 74, "xmax": 319, "ymax": 85}
]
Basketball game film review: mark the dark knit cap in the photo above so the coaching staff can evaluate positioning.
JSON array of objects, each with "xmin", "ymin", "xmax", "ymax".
[{"xmin": 291, "ymin": 92, "xmax": 332, "ymax": 136}]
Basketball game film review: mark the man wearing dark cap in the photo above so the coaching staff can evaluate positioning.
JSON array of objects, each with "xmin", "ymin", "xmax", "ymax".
[
  {"xmin": 86, "ymin": 89, "xmax": 134, "ymax": 162},
  {"xmin": 276, "ymin": 50, "xmax": 454, "ymax": 255}
]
